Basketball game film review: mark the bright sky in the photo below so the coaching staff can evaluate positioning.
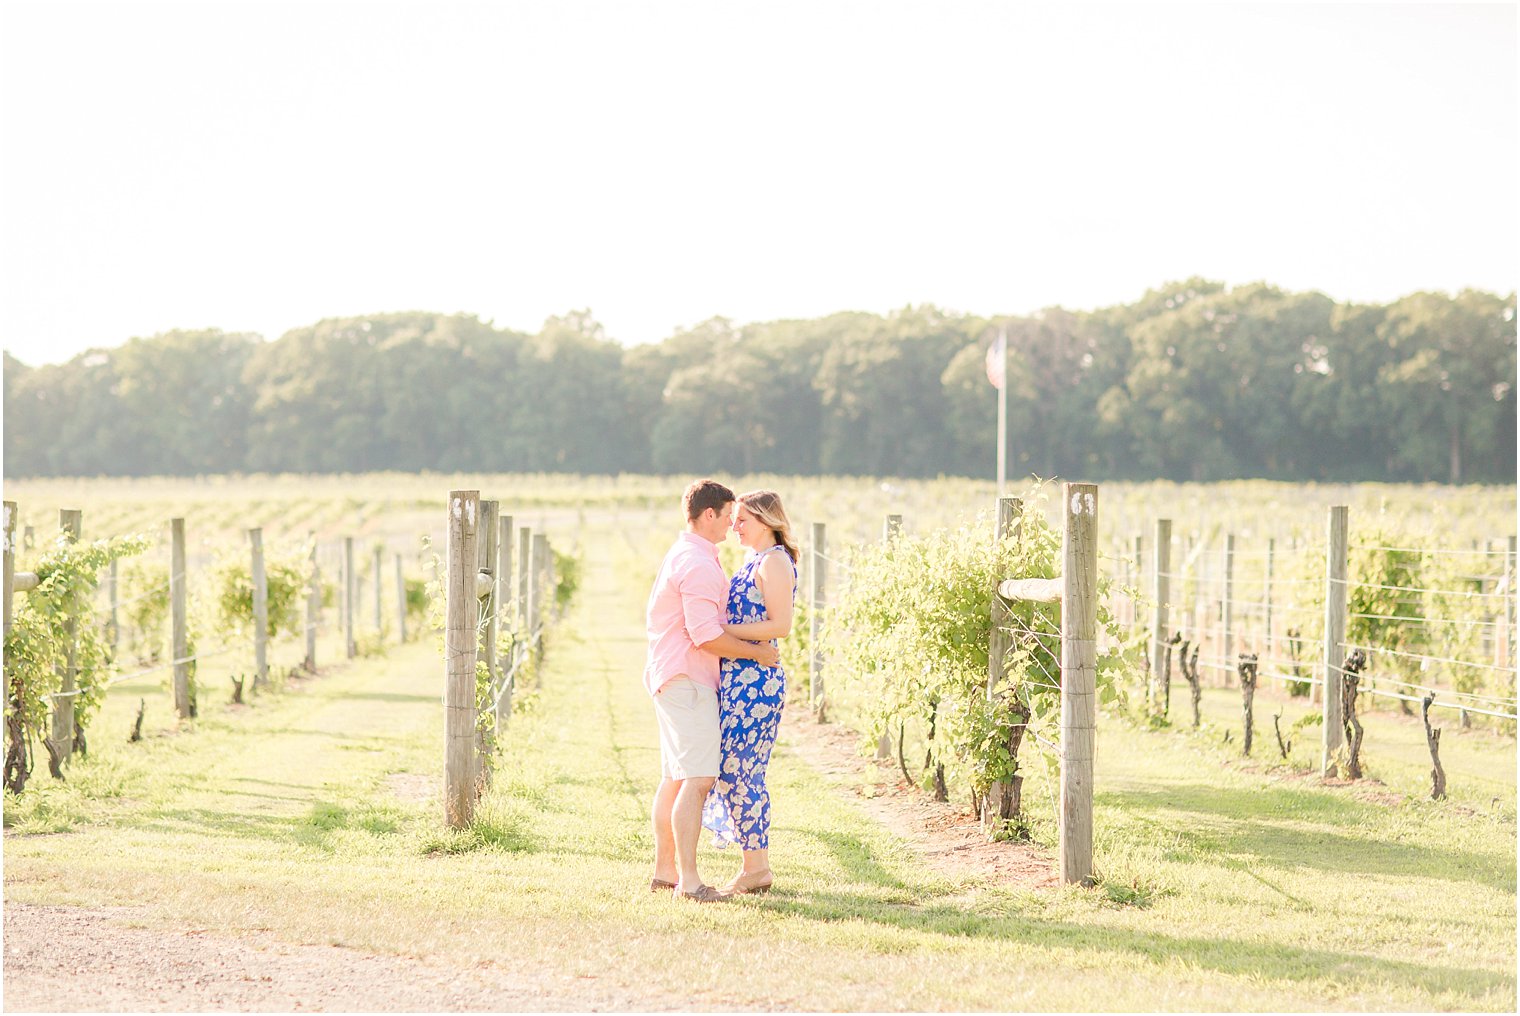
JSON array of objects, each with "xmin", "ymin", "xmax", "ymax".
[{"xmin": 1, "ymin": 1, "xmax": 1515, "ymax": 366}]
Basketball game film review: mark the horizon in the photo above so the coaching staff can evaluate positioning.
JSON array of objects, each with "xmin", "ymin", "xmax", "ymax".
[{"xmin": 5, "ymin": 274, "xmax": 1518, "ymax": 369}]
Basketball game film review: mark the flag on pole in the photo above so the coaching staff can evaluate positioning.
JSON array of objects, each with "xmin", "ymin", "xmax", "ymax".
[{"xmin": 985, "ymin": 329, "xmax": 1006, "ymax": 389}]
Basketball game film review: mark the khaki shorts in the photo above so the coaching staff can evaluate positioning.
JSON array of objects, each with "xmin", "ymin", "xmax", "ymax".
[{"xmin": 652, "ymin": 677, "xmax": 720, "ymax": 780}]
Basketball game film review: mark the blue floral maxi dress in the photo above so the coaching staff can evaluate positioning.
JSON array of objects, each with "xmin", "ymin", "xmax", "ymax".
[{"xmin": 702, "ymin": 545, "xmax": 795, "ymax": 850}]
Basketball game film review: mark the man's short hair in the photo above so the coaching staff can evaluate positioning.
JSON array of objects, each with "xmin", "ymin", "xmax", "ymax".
[{"xmin": 684, "ymin": 478, "xmax": 735, "ymax": 521}]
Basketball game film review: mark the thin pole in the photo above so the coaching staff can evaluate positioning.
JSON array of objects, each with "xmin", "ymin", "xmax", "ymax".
[
  {"xmin": 1321, "ymin": 506, "xmax": 1349, "ymax": 775},
  {"xmin": 305, "ymin": 535, "xmax": 319, "ymax": 672},
  {"xmin": 1150, "ymin": 520, "xmax": 1172, "ymax": 714},
  {"xmin": 810, "ymin": 522, "xmax": 827, "ymax": 721},
  {"xmin": 1222, "ymin": 533, "xmax": 1235, "ymax": 681},
  {"xmin": 344, "ymin": 537, "xmax": 356, "ymax": 658},
  {"xmin": 50, "ymin": 510, "xmax": 83, "ymax": 764},
  {"xmin": 250, "ymin": 527, "xmax": 268, "ymax": 689},
  {"xmin": 373, "ymin": 545, "xmax": 384, "ymax": 632},
  {"xmin": 394, "ymin": 553, "xmax": 407, "ymax": 644},
  {"xmin": 1060, "ymin": 483, "xmax": 1098, "ymax": 885},
  {"xmin": 983, "ymin": 496, "xmax": 1023, "ymax": 832},
  {"xmin": 444, "ymin": 490, "xmax": 481, "ymax": 828},
  {"xmin": 170, "ymin": 518, "xmax": 191, "ymax": 719}
]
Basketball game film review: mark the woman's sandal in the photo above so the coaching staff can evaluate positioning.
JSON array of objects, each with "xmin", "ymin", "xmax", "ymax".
[{"xmin": 721, "ymin": 869, "xmax": 773, "ymax": 895}]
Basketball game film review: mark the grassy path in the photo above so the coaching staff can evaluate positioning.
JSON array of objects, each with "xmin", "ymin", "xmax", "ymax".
[{"xmin": 4, "ymin": 520, "xmax": 1516, "ymax": 1011}]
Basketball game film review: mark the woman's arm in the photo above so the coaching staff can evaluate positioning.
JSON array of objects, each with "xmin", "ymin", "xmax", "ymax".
[{"xmin": 720, "ymin": 553, "xmax": 796, "ymax": 641}]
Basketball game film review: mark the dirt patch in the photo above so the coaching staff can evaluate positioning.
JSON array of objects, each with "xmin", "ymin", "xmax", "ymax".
[
  {"xmin": 779, "ymin": 713, "xmax": 1061, "ymax": 891},
  {"xmin": 0, "ymin": 902, "xmax": 718, "ymax": 1013},
  {"xmin": 385, "ymin": 771, "xmax": 436, "ymax": 805}
]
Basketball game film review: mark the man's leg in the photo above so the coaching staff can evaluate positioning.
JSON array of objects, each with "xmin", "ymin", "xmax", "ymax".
[
  {"xmin": 672, "ymin": 776, "xmax": 716, "ymax": 894},
  {"xmin": 651, "ymin": 777, "xmax": 679, "ymax": 885}
]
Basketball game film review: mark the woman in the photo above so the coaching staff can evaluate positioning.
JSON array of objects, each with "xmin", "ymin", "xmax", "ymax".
[{"xmin": 701, "ymin": 489, "xmax": 798, "ymax": 895}]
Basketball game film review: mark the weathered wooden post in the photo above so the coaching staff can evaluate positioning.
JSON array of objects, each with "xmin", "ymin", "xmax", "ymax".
[
  {"xmin": 1150, "ymin": 519, "xmax": 1172, "ymax": 714},
  {"xmin": 170, "ymin": 518, "xmax": 191, "ymax": 719},
  {"xmin": 108, "ymin": 557, "xmax": 119, "ymax": 655},
  {"xmin": 1321, "ymin": 505, "xmax": 1349, "ymax": 775},
  {"xmin": 1131, "ymin": 534, "xmax": 1143, "ymax": 630},
  {"xmin": 250, "ymin": 527, "xmax": 268, "ymax": 689},
  {"xmin": 394, "ymin": 553, "xmax": 407, "ymax": 644},
  {"xmin": 444, "ymin": 490, "xmax": 481, "ymax": 828},
  {"xmin": 533, "ymin": 533, "xmax": 550, "ymax": 651},
  {"xmin": 809, "ymin": 521, "xmax": 827, "ymax": 721},
  {"xmin": 3, "ymin": 502, "xmax": 19, "ymax": 792},
  {"xmin": 496, "ymin": 515, "xmax": 514, "ymax": 728},
  {"xmin": 1508, "ymin": 536, "xmax": 1517, "ymax": 674},
  {"xmin": 2, "ymin": 502, "xmax": 16, "ymax": 645},
  {"xmin": 876, "ymin": 514, "xmax": 904, "ymax": 759},
  {"xmin": 1222, "ymin": 533, "xmax": 1235, "ymax": 679},
  {"xmin": 373, "ymin": 546, "xmax": 384, "ymax": 633},
  {"xmin": 518, "ymin": 526, "xmax": 533, "ymax": 656},
  {"xmin": 1061, "ymin": 482, "xmax": 1098, "ymax": 885},
  {"xmin": 1264, "ymin": 537, "xmax": 1275, "ymax": 666},
  {"xmin": 479, "ymin": 501, "xmax": 500, "ymax": 695},
  {"xmin": 344, "ymin": 536, "xmax": 356, "ymax": 658},
  {"xmin": 983, "ymin": 496, "xmax": 1022, "ymax": 830},
  {"xmin": 305, "ymin": 536, "xmax": 319, "ymax": 672},
  {"xmin": 47, "ymin": 510, "xmax": 83, "ymax": 767}
]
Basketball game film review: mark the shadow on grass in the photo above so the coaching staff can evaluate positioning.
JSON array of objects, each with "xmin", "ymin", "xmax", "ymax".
[
  {"xmin": 341, "ymin": 692, "xmax": 437, "ymax": 704},
  {"xmin": 751, "ymin": 888, "xmax": 1513, "ymax": 1005},
  {"xmin": 1101, "ymin": 785, "xmax": 1517, "ymax": 894}
]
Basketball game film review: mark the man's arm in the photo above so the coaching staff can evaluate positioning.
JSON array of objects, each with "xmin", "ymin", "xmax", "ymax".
[{"xmin": 681, "ymin": 564, "xmax": 780, "ymax": 668}]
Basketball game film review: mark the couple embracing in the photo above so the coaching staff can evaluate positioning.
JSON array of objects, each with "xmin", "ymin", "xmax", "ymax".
[{"xmin": 643, "ymin": 479, "xmax": 799, "ymax": 902}]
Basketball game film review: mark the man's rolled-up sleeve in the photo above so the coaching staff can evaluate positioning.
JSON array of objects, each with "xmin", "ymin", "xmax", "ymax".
[{"xmin": 681, "ymin": 566, "xmax": 727, "ymax": 648}]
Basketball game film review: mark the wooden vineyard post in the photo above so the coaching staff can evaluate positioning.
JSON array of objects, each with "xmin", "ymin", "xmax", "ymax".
[
  {"xmin": 250, "ymin": 528, "xmax": 268, "ymax": 689},
  {"xmin": 171, "ymin": 518, "xmax": 191, "ymax": 719},
  {"xmin": 983, "ymin": 496, "xmax": 1023, "ymax": 831},
  {"xmin": 1131, "ymin": 534, "xmax": 1143, "ymax": 630},
  {"xmin": 1222, "ymin": 533, "xmax": 1235, "ymax": 679},
  {"xmin": 479, "ymin": 501, "xmax": 500, "ymax": 701},
  {"xmin": 47, "ymin": 510, "xmax": 83, "ymax": 768},
  {"xmin": 344, "ymin": 536, "xmax": 356, "ymax": 658},
  {"xmin": 1321, "ymin": 505, "xmax": 1349, "ymax": 775},
  {"xmin": 3, "ymin": 503, "xmax": 19, "ymax": 794},
  {"xmin": 876, "ymin": 514, "xmax": 903, "ymax": 759},
  {"xmin": 809, "ymin": 522, "xmax": 827, "ymax": 721},
  {"xmin": 372, "ymin": 546, "xmax": 383, "ymax": 633},
  {"xmin": 518, "ymin": 526, "xmax": 533, "ymax": 661},
  {"xmin": 305, "ymin": 536, "xmax": 319, "ymax": 672},
  {"xmin": 1061, "ymin": 483, "xmax": 1098, "ymax": 885},
  {"xmin": 108, "ymin": 557, "xmax": 119, "ymax": 654},
  {"xmin": 496, "ymin": 515, "xmax": 514, "ymax": 729},
  {"xmin": 2, "ymin": 502, "xmax": 16, "ymax": 647},
  {"xmin": 1508, "ymin": 536, "xmax": 1517, "ymax": 674},
  {"xmin": 476, "ymin": 501, "xmax": 499, "ymax": 787},
  {"xmin": 394, "ymin": 553, "xmax": 407, "ymax": 644},
  {"xmin": 533, "ymin": 533, "xmax": 550, "ymax": 649},
  {"xmin": 1150, "ymin": 519, "xmax": 1172, "ymax": 715},
  {"xmin": 1265, "ymin": 537, "xmax": 1275, "ymax": 668},
  {"xmin": 444, "ymin": 490, "xmax": 481, "ymax": 828}
]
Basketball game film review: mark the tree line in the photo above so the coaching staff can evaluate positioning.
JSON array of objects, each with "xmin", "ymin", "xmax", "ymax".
[{"xmin": 4, "ymin": 280, "xmax": 1515, "ymax": 483}]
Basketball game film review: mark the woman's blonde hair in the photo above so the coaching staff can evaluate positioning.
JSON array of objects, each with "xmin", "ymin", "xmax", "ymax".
[{"xmin": 737, "ymin": 489, "xmax": 799, "ymax": 564}]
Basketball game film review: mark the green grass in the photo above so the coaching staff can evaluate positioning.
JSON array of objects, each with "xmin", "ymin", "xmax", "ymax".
[{"xmin": 5, "ymin": 513, "xmax": 1516, "ymax": 1011}]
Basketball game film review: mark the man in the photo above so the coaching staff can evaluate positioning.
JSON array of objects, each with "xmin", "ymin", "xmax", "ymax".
[{"xmin": 645, "ymin": 478, "xmax": 780, "ymax": 902}]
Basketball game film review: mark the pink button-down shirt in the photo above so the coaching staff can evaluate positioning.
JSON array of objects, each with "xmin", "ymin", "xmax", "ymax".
[{"xmin": 644, "ymin": 532, "xmax": 728, "ymax": 696}]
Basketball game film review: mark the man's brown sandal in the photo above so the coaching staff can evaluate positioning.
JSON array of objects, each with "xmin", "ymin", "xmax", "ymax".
[
  {"xmin": 677, "ymin": 884, "xmax": 727, "ymax": 903},
  {"xmin": 649, "ymin": 878, "xmax": 676, "ymax": 893}
]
